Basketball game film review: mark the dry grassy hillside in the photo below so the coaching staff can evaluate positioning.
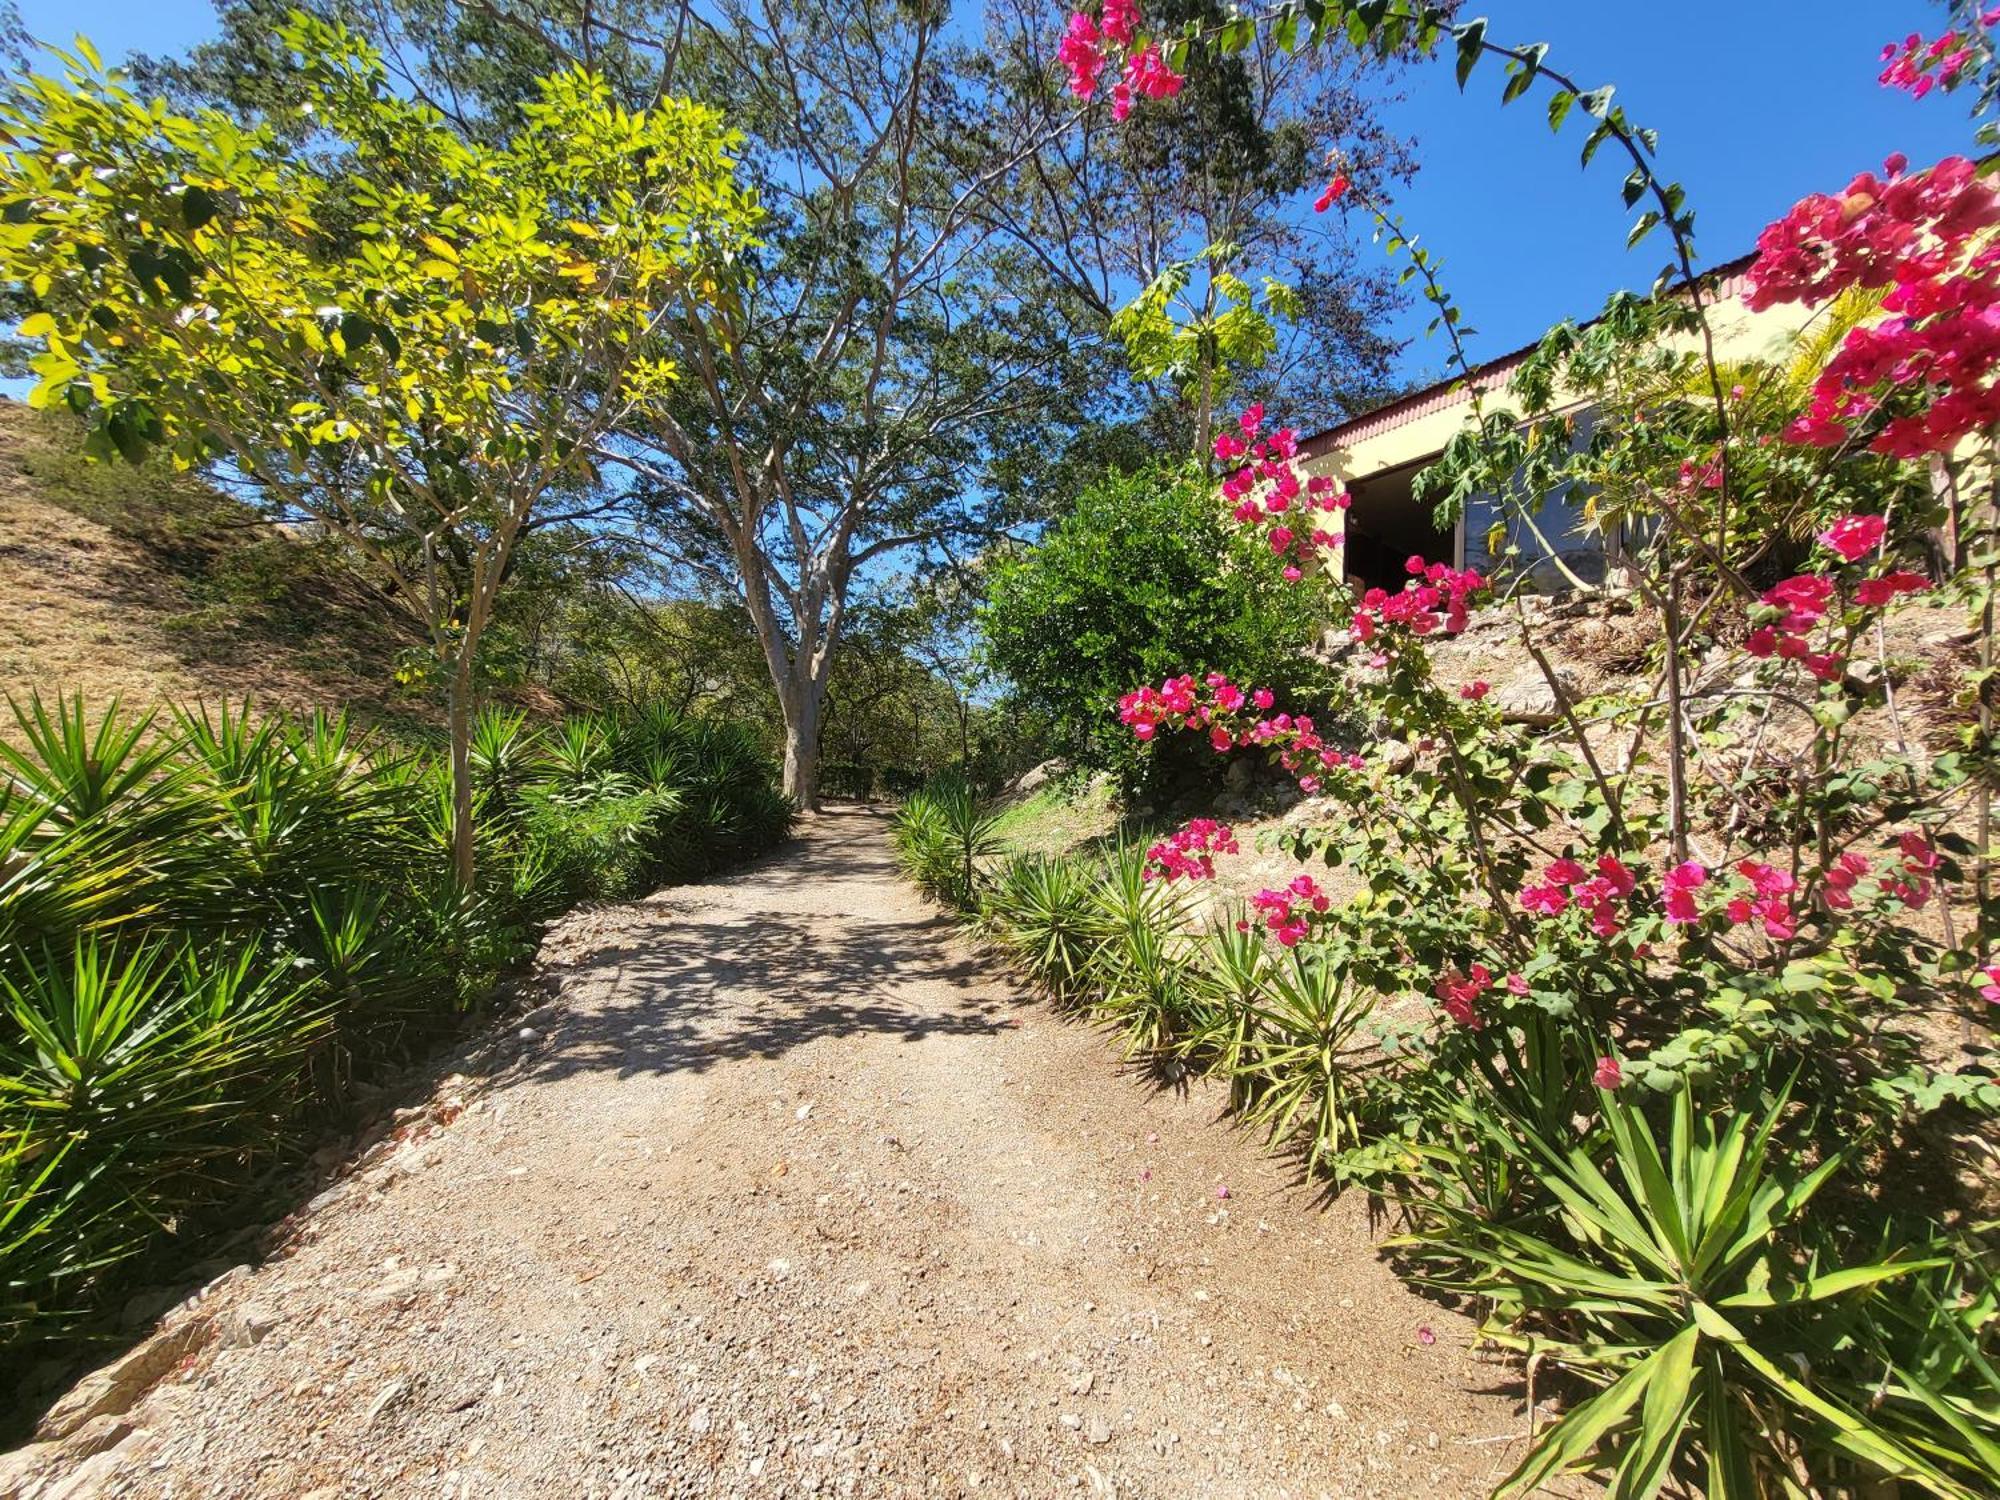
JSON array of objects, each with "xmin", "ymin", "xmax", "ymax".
[{"xmin": 0, "ymin": 399, "xmax": 433, "ymax": 732}]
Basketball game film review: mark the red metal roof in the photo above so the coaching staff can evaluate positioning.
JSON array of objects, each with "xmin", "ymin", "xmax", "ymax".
[{"xmin": 1298, "ymin": 251, "xmax": 1760, "ymax": 462}]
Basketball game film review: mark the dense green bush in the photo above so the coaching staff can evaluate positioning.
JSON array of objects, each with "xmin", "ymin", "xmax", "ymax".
[
  {"xmin": 0, "ymin": 692, "xmax": 790, "ymax": 1362},
  {"xmin": 978, "ymin": 462, "xmax": 1329, "ymax": 790},
  {"xmin": 890, "ymin": 776, "xmax": 1001, "ymax": 911}
]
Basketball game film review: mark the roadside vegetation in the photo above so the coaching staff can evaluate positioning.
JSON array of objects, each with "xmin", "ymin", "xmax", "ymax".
[
  {"xmin": 0, "ymin": 695, "xmax": 790, "ymax": 1367},
  {"xmin": 2, "ymin": 0, "xmax": 1997, "ymax": 1493},
  {"xmin": 894, "ymin": 5, "xmax": 2000, "ymax": 1496}
]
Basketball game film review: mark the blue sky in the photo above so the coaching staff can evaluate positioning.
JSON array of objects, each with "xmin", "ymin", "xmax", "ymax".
[
  {"xmin": 12, "ymin": 0, "xmax": 1987, "ymax": 388},
  {"xmin": 1367, "ymin": 2, "xmax": 1979, "ymax": 383}
]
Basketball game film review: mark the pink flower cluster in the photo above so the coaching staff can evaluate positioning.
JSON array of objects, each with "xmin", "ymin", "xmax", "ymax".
[
  {"xmin": 1142, "ymin": 818, "xmax": 1239, "ymax": 883},
  {"xmin": 1350, "ymin": 556, "xmax": 1487, "ymax": 648},
  {"xmin": 1116, "ymin": 672, "xmax": 1365, "ymax": 797},
  {"xmin": 1979, "ymin": 964, "xmax": 2000, "ymax": 1005},
  {"xmin": 1431, "ymin": 962, "xmax": 1491, "ymax": 1028},
  {"xmin": 1662, "ymin": 860, "xmax": 1708, "ymax": 923},
  {"xmin": 1248, "ymin": 874, "xmax": 1330, "ymax": 946},
  {"xmin": 1745, "ymin": 517, "xmax": 1931, "ymax": 681},
  {"xmin": 1216, "ymin": 404, "xmax": 1349, "ymax": 581},
  {"xmin": 1746, "ymin": 155, "xmax": 2000, "ymax": 458},
  {"xmin": 1661, "ymin": 859, "xmax": 1796, "ymax": 939},
  {"xmin": 1819, "ymin": 512, "xmax": 1886, "ymax": 562},
  {"xmin": 1118, "ymin": 671, "xmax": 1268, "ymax": 742},
  {"xmin": 1726, "ymin": 861, "xmax": 1799, "ymax": 941},
  {"xmin": 1821, "ymin": 850, "xmax": 1872, "ymax": 910},
  {"xmin": 1880, "ymin": 830, "xmax": 1939, "ymax": 908},
  {"xmin": 1745, "ymin": 574, "xmax": 1843, "ymax": 682},
  {"xmin": 1312, "ymin": 174, "xmax": 1349, "ymax": 213},
  {"xmin": 1879, "ymin": 30, "xmax": 1977, "ymax": 97},
  {"xmin": 1518, "ymin": 853, "xmax": 1637, "ymax": 939},
  {"xmin": 1746, "ymin": 156, "xmax": 1999, "ymax": 311},
  {"xmin": 1058, "ymin": 3, "xmax": 1183, "ymax": 120}
]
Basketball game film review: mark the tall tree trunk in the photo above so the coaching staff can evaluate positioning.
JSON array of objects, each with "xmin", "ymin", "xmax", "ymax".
[
  {"xmin": 447, "ymin": 646, "xmax": 477, "ymax": 889},
  {"xmin": 780, "ymin": 675, "xmax": 824, "ymax": 811}
]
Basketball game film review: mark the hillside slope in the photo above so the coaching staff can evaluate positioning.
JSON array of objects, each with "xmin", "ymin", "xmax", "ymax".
[{"xmin": 0, "ymin": 398, "xmax": 430, "ymax": 730}]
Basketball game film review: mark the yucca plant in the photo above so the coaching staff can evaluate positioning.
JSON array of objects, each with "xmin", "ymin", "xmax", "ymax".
[
  {"xmin": 892, "ymin": 776, "xmax": 997, "ymax": 910},
  {"xmin": 0, "ymin": 1129, "xmax": 147, "ymax": 1350},
  {"xmin": 1182, "ymin": 910, "xmax": 1273, "ymax": 1103},
  {"xmin": 891, "ymin": 789, "xmax": 954, "ymax": 894},
  {"xmin": 1834, "ymin": 1225, "xmax": 2000, "ymax": 1494},
  {"xmin": 1401, "ymin": 1077, "xmax": 1977, "ymax": 1498},
  {"xmin": 468, "ymin": 706, "xmax": 538, "ymax": 819},
  {"xmin": 1081, "ymin": 843, "xmax": 1197, "ymax": 1060},
  {"xmin": 979, "ymin": 853, "xmax": 1098, "ymax": 1001},
  {"xmin": 1224, "ymin": 947, "xmax": 1384, "ymax": 1172}
]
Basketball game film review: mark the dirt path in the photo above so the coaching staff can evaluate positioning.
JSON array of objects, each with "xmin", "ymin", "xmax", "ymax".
[{"xmin": 16, "ymin": 808, "xmax": 1551, "ymax": 1499}]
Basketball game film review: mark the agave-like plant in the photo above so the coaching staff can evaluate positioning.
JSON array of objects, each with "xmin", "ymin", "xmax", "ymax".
[
  {"xmin": 892, "ymin": 776, "xmax": 998, "ymax": 910},
  {"xmin": 1402, "ymin": 1078, "xmax": 1977, "ymax": 1499},
  {"xmin": 0, "ymin": 1129, "xmax": 147, "ymax": 1349},
  {"xmin": 1080, "ymin": 842, "xmax": 1197, "ymax": 1060},
  {"xmin": 1182, "ymin": 910, "xmax": 1273, "ymax": 1105},
  {"xmin": 979, "ymin": 853, "xmax": 1099, "ymax": 1001},
  {"xmin": 1222, "ymin": 947, "xmax": 1383, "ymax": 1171},
  {"xmin": 1833, "ymin": 1225, "xmax": 2000, "ymax": 1494}
]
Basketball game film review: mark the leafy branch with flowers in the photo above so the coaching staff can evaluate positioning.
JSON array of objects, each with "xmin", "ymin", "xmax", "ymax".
[{"xmin": 944, "ymin": 2, "xmax": 2000, "ymax": 1494}]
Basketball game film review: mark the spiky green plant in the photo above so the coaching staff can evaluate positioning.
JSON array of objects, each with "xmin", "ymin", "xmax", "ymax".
[
  {"xmin": 979, "ymin": 853, "xmax": 1099, "ymax": 1001},
  {"xmin": 892, "ymin": 776, "xmax": 997, "ymax": 910},
  {"xmin": 1220, "ymin": 948, "xmax": 1384, "ymax": 1171},
  {"xmin": 1079, "ymin": 842, "xmax": 1197, "ymax": 1060},
  {"xmin": 1401, "ymin": 1079, "xmax": 1977, "ymax": 1499}
]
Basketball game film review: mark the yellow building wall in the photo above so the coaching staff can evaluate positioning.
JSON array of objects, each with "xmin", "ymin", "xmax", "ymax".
[{"xmin": 1306, "ymin": 292, "xmax": 1828, "ymax": 486}]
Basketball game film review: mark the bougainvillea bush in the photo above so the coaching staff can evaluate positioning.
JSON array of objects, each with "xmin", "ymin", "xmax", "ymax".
[{"xmin": 996, "ymin": 2, "xmax": 2000, "ymax": 1493}]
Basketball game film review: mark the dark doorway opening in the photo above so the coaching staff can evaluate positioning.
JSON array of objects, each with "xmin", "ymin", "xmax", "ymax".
[{"xmin": 1341, "ymin": 458, "xmax": 1455, "ymax": 595}]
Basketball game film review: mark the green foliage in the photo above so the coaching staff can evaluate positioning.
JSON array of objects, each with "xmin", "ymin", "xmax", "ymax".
[
  {"xmin": 1403, "ymin": 1079, "xmax": 1982, "ymax": 1498},
  {"xmin": 0, "ymin": 690, "xmax": 789, "ymax": 1362},
  {"xmin": 980, "ymin": 462, "xmax": 1329, "ymax": 787},
  {"xmin": 1110, "ymin": 242, "xmax": 1301, "ymax": 446},
  {"xmin": 0, "ymin": 12, "xmax": 758, "ymax": 881},
  {"xmin": 891, "ymin": 776, "xmax": 1001, "ymax": 912}
]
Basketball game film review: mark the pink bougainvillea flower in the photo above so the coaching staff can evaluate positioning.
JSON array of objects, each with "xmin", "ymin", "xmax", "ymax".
[
  {"xmin": 1662, "ymin": 861, "xmax": 1708, "ymax": 923},
  {"xmin": 1458, "ymin": 680, "xmax": 1489, "ymax": 700},
  {"xmin": 1819, "ymin": 513, "xmax": 1888, "ymax": 562},
  {"xmin": 1432, "ymin": 962, "xmax": 1492, "ymax": 1027},
  {"xmin": 1122, "ymin": 41, "xmax": 1184, "ymax": 105},
  {"xmin": 1312, "ymin": 173, "xmax": 1349, "ymax": 213},
  {"xmin": 1505, "ymin": 971, "xmax": 1530, "ymax": 996},
  {"xmin": 1592, "ymin": 1055, "xmax": 1623, "ymax": 1090},
  {"xmin": 1981, "ymin": 965, "xmax": 2000, "ymax": 1005},
  {"xmin": 1215, "ymin": 1184, "xmax": 1230, "ymax": 1200},
  {"xmin": 1100, "ymin": 0, "xmax": 1139, "ymax": 47},
  {"xmin": 1057, "ymin": 12, "xmax": 1105, "ymax": 98},
  {"xmin": 1416, "ymin": 1325, "xmax": 1436, "ymax": 1347},
  {"xmin": 1519, "ymin": 883, "xmax": 1568, "ymax": 918},
  {"xmin": 1897, "ymin": 830, "xmax": 1940, "ymax": 870},
  {"xmin": 1855, "ymin": 569, "xmax": 1931, "ymax": 606},
  {"xmin": 1822, "ymin": 850, "xmax": 1870, "ymax": 910}
]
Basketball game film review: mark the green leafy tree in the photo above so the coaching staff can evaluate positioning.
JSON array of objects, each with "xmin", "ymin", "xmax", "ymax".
[
  {"xmin": 0, "ymin": 15, "xmax": 757, "ymax": 883},
  {"xmin": 979, "ymin": 462, "xmax": 1327, "ymax": 784},
  {"xmin": 1110, "ymin": 242, "xmax": 1301, "ymax": 460}
]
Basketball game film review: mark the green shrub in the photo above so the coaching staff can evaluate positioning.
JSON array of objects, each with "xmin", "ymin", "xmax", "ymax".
[
  {"xmin": 892, "ymin": 776, "xmax": 999, "ymax": 911},
  {"xmin": 978, "ymin": 461, "xmax": 1331, "ymax": 791},
  {"xmin": 0, "ymin": 690, "xmax": 791, "ymax": 1364}
]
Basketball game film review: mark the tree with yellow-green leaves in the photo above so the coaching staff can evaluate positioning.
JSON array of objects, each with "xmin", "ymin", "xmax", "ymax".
[{"xmin": 0, "ymin": 12, "xmax": 759, "ymax": 886}]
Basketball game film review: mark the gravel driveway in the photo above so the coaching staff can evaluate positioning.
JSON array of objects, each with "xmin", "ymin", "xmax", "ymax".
[{"xmin": 10, "ymin": 807, "xmax": 1551, "ymax": 1499}]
